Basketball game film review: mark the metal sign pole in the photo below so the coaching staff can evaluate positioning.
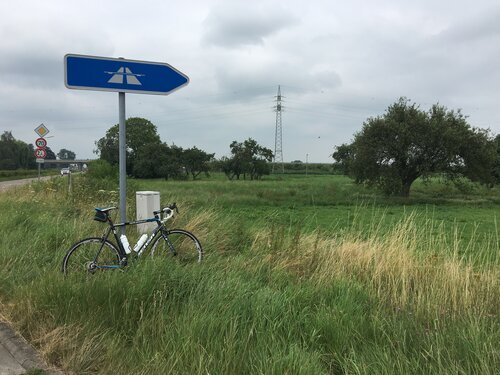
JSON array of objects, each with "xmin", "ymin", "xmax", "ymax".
[{"xmin": 119, "ymin": 92, "xmax": 126, "ymax": 234}]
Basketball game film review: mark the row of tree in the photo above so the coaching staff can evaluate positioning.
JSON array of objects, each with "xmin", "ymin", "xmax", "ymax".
[
  {"xmin": 7, "ymin": 98, "xmax": 495, "ymax": 195},
  {"xmin": 0, "ymin": 131, "xmax": 77, "ymax": 170},
  {"xmin": 0, "ymin": 131, "xmax": 37, "ymax": 170},
  {"xmin": 333, "ymin": 98, "xmax": 499, "ymax": 197},
  {"xmin": 95, "ymin": 118, "xmax": 275, "ymax": 180},
  {"xmin": 95, "ymin": 118, "xmax": 216, "ymax": 180},
  {"xmin": 220, "ymin": 139, "xmax": 273, "ymax": 180}
]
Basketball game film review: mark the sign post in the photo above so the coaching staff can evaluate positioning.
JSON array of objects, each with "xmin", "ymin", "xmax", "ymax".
[
  {"xmin": 34, "ymin": 125, "xmax": 49, "ymax": 181},
  {"xmin": 119, "ymin": 92, "xmax": 126, "ymax": 227},
  {"xmin": 34, "ymin": 148, "xmax": 47, "ymax": 180},
  {"xmin": 64, "ymin": 54, "xmax": 189, "ymax": 231}
]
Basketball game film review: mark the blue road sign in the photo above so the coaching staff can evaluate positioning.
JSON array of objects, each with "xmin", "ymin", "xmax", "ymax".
[{"xmin": 64, "ymin": 54, "xmax": 189, "ymax": 95}]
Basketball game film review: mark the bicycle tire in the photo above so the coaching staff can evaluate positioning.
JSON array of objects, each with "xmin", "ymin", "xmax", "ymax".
[
  {"xmin": 62, "ymin": 237, "xmax": 121, "ymax": 275},
  {"xmin": 150, "ymin": 229, "xmax": 203, "ymax": 263}
]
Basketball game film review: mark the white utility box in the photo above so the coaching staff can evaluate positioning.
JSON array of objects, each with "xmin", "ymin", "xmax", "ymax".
[{"xmin": 136, "ymin": 191, "xmax": 160, "ymax": 234}]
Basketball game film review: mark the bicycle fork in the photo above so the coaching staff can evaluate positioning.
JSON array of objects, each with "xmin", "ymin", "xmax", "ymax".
[{"xmin": 162, "ymin": 231, "xmax": 178, "ymax": 256}]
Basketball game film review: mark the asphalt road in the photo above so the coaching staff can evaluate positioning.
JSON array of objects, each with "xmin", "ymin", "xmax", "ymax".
[{"xmin": 0, "ymin": 176, "xmax": 54, "ymax": 192}]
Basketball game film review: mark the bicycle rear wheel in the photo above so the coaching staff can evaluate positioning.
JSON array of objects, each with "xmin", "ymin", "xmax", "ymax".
[
  {"xmin": 151, "ymin": 229, "xmax": 203, "ymax": 263},
  {"xmin": 62, "ymin": 237, "xmax": 121, "ymax": 275}
]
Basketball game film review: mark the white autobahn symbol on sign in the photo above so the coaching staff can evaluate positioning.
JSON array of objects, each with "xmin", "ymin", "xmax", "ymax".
[{"xmin": 105, "ymin": 67, "xmax": 145, "ymax": 85}]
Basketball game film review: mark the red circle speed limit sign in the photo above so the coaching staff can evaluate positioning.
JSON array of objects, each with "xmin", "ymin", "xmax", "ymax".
[
  {"xmin": 35, "ymin": 137, "xmax": 47, "ymax": 148},
  {"xmin": 34, "ymin": 148, "xmax": 47, "ymax": 158}
]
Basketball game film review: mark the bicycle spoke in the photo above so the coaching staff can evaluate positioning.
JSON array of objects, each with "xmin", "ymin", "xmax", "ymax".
[
  {"xmin": 62, "ymin": 238, "xmax": 121, "ymax": 275},
  {"xmin": 151, "ymin": 230, "xmax": 203, "ymax": 263}
]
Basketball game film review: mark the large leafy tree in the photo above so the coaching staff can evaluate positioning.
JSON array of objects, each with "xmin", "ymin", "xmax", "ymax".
[
  {"xmin": 333, "ymin": 98, "xmax": 497, "ymax": 197},
  {"xmin": 133, "ymin": 143, "xmax": 216, "ymax": 180},
  {"xmin": 132, "ymin": 142, "xmax": 186, "ymax": 180},
  {"xmin": 223, "ymin": 138, "xmax": 273, "ymax": 180},
  {"xmin": 44, "ymin": 146, "xmax": 56, "ymax": 160},
  {"xmin": 160, "ymin": 144, "xmax": 185, "ymax": 180},
  {"xmin": 17, "ymin": 142, "xmax": 36, "ymax": 169},
  {"xmin": 492, "ymin": 134, "xmax": 500, "ymax": 185},
  {"xmin": 132, "ymin": 142, "xmax": 171, "ymax": 179},
  {"xmin": 183, "ymin": 146, "xmax": 215, "ymax": 180},
  {"xmin": 0, "ymin": 131, "xmax": 36, "ymax": 170},
  {"xmin": 0, "ymin": 131, "xmax": 19, "ymax": 170},
  {"xmin": 95, "ymin": 117, "xmax": 162, "ymax": 172},
  {"xmin": 57, "ymin": 149, "xmax": 76, "ymax": 160},
  {"xmin": 95, "ymin": 117, "xmax": 216, "ymax": 180}
]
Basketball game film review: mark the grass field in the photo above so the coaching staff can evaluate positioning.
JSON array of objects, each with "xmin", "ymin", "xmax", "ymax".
[
  {"xmin": 137, "ymin": 174, "xmax": 499, "ymax": 265},
  {"xmin": 0, "ymin": 173, "xmax": 498, "ymax": 374}
]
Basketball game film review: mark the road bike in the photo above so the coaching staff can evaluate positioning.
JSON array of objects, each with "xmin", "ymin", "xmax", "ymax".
[{"xmin": 61, "ymin": 203, "xmax": 203, "ymax": 275}]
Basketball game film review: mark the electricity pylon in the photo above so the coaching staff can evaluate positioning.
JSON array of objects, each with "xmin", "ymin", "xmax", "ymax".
[{"xmin": 273, "ymin": 85, "xmax": 284, "ymax": 173}]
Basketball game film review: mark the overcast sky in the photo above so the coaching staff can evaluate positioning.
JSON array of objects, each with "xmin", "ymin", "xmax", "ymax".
[{"xmin": 1, "ymin": 0, "xmax": 499, "ymax": 162}]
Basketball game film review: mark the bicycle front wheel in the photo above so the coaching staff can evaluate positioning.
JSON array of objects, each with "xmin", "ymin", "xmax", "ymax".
[
  {"xmin": 62, "ymin": 237, "xmax": 121, "ymax": 275},
  {"xmin": 151, "ymin": 229, "xmax": 203, "ymax": 263}
]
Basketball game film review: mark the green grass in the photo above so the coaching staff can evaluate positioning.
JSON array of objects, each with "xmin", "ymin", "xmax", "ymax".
[
  {"xmin": 135, "ymin": 174, "xmax": 499, "ymax": 264},
  {"xmin": 0, "ymin": 173, "xmax": 498, "ymax": 374}
]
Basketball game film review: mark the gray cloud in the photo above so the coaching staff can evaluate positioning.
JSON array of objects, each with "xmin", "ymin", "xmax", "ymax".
[
  {"xmin": 436, "ymin": 6, "xmax": 500, "ymax": 44},
  {"xmin": 0, "ymin": 0, "xmax": 498, "ymax": 163},
  {"xmin": 203, "ymin": 3, "xmax": 299, "ymax": 47},
  {"xmin": 0, "ymin": 53, "xmax": 62, "ymax": 89},
  {"xmin": 214, "ymin": 62, "xmax": 341, "ymax": 102}
]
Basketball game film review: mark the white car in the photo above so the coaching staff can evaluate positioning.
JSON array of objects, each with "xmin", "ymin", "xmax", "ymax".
[{"xmin": 60, "ymin": 168, "xmax": 71, "ymax": 176}]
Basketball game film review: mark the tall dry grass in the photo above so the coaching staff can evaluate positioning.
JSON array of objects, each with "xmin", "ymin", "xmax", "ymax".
[{"xmin": 252, "ymin": 214, "xmax": 499, "ymax": 320}]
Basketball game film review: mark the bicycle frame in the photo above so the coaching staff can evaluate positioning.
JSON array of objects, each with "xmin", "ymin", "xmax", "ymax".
[
  {"xmin": 62, "ymin": 202, "xmax": 201, "ymax": 275},
  {"xmin": 93, "ymin": 215, "xmax": 167, "ymax": 268}
]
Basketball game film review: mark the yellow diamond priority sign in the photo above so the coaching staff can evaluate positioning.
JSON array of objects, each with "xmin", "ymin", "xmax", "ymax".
[{"xmin": 34, "ymin": 123, "xmax": 49, "ymax": 137}]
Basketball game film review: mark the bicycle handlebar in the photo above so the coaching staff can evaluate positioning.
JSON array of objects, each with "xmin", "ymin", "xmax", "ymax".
[
  {"xmin": 153, "ymin": 202, "xmax": 178, "ymax": 215},
  {"xmin": 170, "ymin": 202, "xmax": 179, "ymax": 214},
  {"xmin": 153, "ymin": 203, "xmax": 179, "ymax": 223}
]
